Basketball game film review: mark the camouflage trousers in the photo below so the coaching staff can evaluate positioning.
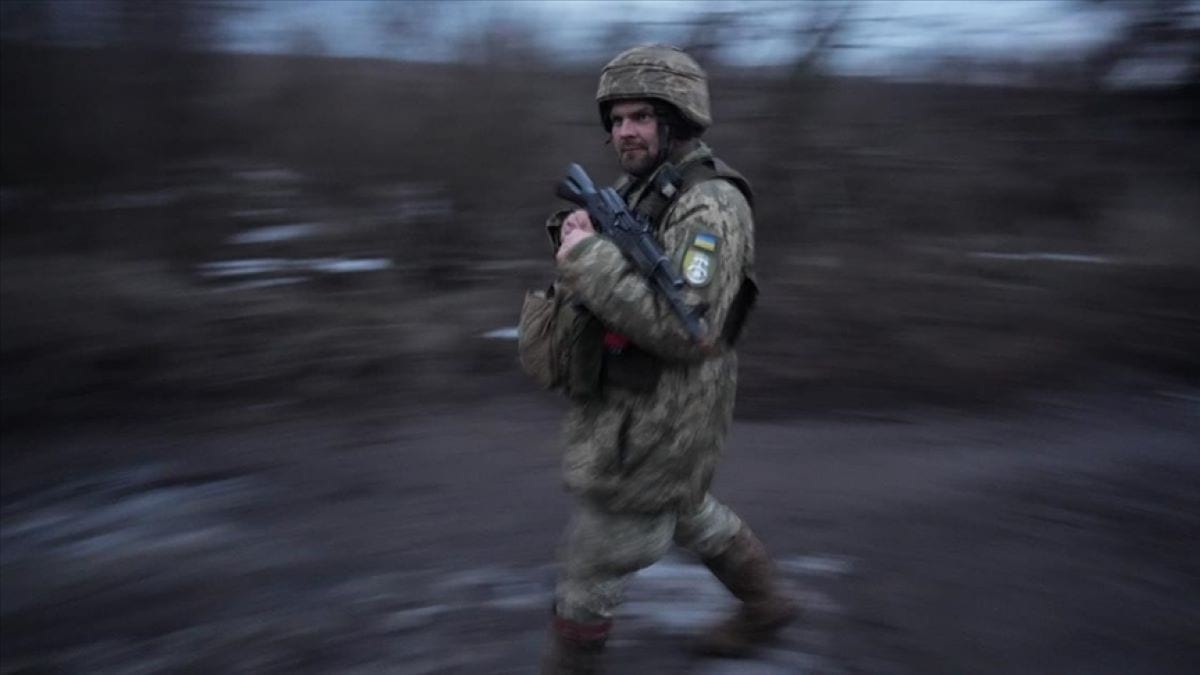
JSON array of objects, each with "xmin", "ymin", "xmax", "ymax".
[{"xmin": 555, "ymin": 494, "xmax": 744, "ymax": 623}]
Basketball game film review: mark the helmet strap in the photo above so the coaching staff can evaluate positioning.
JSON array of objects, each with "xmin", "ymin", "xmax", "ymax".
[{"xmin": 655, "ymin": 112, "xmax": 673, "ymax": 168}]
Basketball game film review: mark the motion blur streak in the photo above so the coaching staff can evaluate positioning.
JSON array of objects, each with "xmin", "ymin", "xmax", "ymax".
[{"xmin": 2, "ymin": 1, "xmax": 1198, "ymax": 672}]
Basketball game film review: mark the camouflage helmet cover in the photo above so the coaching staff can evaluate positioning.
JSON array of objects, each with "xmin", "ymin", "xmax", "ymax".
[{"xmin": 596, "ymin": 44, "xmax": 711, "ymax": 131}]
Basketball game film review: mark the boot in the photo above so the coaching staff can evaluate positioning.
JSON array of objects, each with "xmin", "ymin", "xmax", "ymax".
[
  {"xmin": 696, "ymin": 526, "xmax": 799, "ymax": 657},
  {"xmin": 540, "ymin": 614, "xmax": 611, "ymax": 674}
]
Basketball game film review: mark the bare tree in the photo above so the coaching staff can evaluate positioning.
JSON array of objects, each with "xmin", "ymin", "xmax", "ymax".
[
  {"xmin": 284, "ymin": 26, "xmax": 328, "ymax": 57},
  {"xmin": 681, "ymin": 9, "xmax": 742, "ymax": 67},
  {"xmin": 784, "ymin": 1, "xmax": 855, "ymax": 80},
  {"xmin": 103, "ymin": 1, "xmax": 255, "ymax": 162},
  {"xmin": 1081, "ymin": 0, "xmax": 1200, "ymax": 87},
  {"xmin": 375, "ymin": 1, "xmax": 447, "ymax": 60},
  {"xmin": 110, "ymin": 0, "xmax": 246, "ymax": 53},
  {"xmin": 599, "ymin": 20, "xmax": 646, "ymax": 59},
  {"xmin": 0, "ymin": 0, "xmax": 55, "ymax": 44}
]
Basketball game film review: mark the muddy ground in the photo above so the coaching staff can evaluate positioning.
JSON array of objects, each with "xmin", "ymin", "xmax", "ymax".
[{"xmin": 2, "ymin": 379, "xmax": 1197, "ymax": 674}]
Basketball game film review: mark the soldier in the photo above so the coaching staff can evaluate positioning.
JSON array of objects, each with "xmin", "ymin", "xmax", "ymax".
[{"xmin": 527, "ymin": 44, "xmax": 797, "ymax": 673}]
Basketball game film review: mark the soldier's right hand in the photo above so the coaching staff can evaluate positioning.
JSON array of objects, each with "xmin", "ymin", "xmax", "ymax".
[
  {"xmin": 556, "ymin": 209, "xmax": 597, "ymax": 264},
  {"xmin": 561, "ymin": 209, "xmax": 595, "ymax": 240}
]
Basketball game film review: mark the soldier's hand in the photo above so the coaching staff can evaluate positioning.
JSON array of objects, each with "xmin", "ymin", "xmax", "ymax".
[
  {"xmin": 562, "ymin": 209, "xmax": 595, "ymax": 237},
  {"xmin": 556, "ymin": 209, "xmax": 595, "ymax": 263}
]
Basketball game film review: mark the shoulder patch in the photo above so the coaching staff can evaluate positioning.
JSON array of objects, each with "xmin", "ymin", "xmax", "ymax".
[
  {"xmin": 683, "ymin": 248, "xmax": 714, "ymax": 287},
  {"xmin": 683, "ymin": 231, "xmax": 719, "ymax": 287}
]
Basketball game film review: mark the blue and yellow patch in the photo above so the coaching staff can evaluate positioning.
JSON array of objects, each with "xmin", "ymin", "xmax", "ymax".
[
  {"xmin": 682, "ymin": 231, "xmax": 719, "ymax": 287},
  {"xmin": 692, "ymin": 232, "xmax": 718, "ymax": 252}
]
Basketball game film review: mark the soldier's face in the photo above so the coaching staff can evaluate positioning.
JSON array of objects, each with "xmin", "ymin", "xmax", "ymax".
[{"xmin": 609, "ymin": 101, "xmax": 660, "ymax": 176}]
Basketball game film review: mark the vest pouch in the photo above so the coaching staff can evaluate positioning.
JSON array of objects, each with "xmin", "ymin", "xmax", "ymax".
[
  {"xmin": 518, "ymin": 287, "xmax": 563, "ymax": 389},
  {"xmin": 518, "ymin": 284, "xmax": 605, "ymax": 397},
  {"xmin": 563, "ymin": 305, "xmax": 604, "ymax": 399}
]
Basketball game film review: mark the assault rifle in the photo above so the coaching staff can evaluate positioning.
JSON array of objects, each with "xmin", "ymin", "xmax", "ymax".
[{"xmin": 555, "ymin": 163, "xmax": 708, "ymax": 342}]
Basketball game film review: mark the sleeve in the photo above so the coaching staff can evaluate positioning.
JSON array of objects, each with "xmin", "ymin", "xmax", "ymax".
[{"xmin": 556, "ymin": 179, "xmax": 752, "ymax": 362}]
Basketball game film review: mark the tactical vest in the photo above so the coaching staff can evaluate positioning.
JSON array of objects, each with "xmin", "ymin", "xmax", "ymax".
[
  {"xmin": 600, "ymin": 154, "xmax": 759, "ymax": 394},
  {"xmin": 622, "ymin": 153, "xmax": 758, "ymax": 347},
  {"xmin": 618, "ymin": 155, "xmax": 754, "ymax": 226}
]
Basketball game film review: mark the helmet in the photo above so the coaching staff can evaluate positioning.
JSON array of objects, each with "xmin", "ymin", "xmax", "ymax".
[{"xmin": 596, "ymin": 44, "xmax": 711, "ymax": 132}]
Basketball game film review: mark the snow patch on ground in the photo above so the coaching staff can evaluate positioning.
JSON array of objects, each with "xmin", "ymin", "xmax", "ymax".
[
  {"xmin": 780, "ymin": 554, "xmax": 856, "ymax": 576},
  {"xmin": 227, "ymin": 223, "xmax": 327, "ymax": 245},
  {"xmin": 198, "ymin": 257, "xmax": 393, "ymax": 278},
  {"xmin": 482, "ymin": 327, "xmax": 520, "ymax": 340},
  {"xmin": 2, "ymin": 462, "xmax": 839, "ymax": 672},
  {"xmin": 969, "ymin": 251, "xmax": 1120, "ymax": 264}
]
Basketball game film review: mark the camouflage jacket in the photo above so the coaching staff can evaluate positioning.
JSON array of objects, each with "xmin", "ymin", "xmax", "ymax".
[{"xmin": 553, "ymin": 140, "xmax": 755, "ymax": 514}]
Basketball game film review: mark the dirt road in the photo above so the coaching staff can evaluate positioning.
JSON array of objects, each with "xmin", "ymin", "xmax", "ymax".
[{"xmin": 2, "ymin": 385, "xmax": 1197, "ymax": 673}]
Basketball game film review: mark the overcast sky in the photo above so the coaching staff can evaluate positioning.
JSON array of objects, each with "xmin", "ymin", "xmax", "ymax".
[{"xmin": 220, "ymin": 0, "xmax": 1128, "ymax": 74}]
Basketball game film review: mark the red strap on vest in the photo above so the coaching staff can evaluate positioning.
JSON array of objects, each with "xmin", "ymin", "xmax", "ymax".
[
  {"xmin": 553, "ymin": 615, "xmax": 612, "ymax": 644},
  {"xmin": 603, "ymin": 331, "xmax": 631, "ymax": 351}
]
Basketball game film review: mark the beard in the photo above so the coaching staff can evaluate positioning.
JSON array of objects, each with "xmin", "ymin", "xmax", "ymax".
[{"xmin": 617, "ymin": 144, "xmax": 659, "ymax": 177}]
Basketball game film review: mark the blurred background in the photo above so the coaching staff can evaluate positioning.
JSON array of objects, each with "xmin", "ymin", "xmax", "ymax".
[{"xmin": 1, "ymin": 1, "xmax": 1198, "ymax": 673}]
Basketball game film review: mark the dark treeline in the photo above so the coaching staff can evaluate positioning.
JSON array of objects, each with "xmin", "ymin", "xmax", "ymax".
[{"xmin": 1, "ymin": 33, "xmax": 1198, "ymax": 424}]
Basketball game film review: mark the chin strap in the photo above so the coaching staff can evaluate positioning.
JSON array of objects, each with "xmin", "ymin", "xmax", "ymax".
[{"xmin": 655, "ymin": 115, "xmax": 673, "ymax": 169}]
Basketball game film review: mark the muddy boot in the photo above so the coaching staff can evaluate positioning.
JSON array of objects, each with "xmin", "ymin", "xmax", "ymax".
[
  {"xmin": 540, "ymin": 614, "xmax": 610, "ymax": 674},
  {"xmin": 696, "ymin": 526, "xmax": 798, "ymax": 657}
]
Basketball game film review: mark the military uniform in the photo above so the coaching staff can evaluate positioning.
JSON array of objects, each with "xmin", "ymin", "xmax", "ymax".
[
  {"xmin": 556, "ymin": 139, "xmax": 753, "ymax": 515},
  {"xmin": 527, "ymin": 45, "xmax": 796, "ymax": 674},
  {"xmin": 551, "ymin": 136, "xmax": 755, "ymax": 613}
]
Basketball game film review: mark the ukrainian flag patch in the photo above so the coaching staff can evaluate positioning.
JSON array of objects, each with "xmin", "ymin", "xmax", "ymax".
[
  {"xmin": 682, "ymin": 231, "xmax": 719, "ymax": 287},
  {"xmin": 693, "ymin": 232, "xmax": 718, "ymax": 251},
  {"xmin": 683, "ymin": 248, "xmax": 713, "ymax": 286}
]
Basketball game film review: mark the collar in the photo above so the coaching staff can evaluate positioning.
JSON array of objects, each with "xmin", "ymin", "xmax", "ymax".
[{"xmin": 624, "ymin": 140, "xmax": 711, "ymax": 207}]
